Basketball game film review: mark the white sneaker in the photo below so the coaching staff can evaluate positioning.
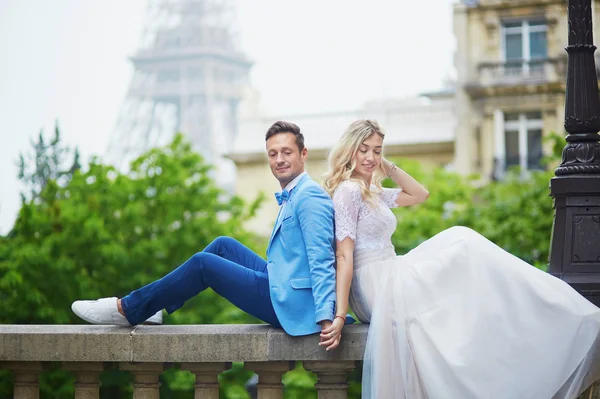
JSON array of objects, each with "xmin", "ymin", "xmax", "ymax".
[{"xmin": 71, "ymin": 297, "xmax": 163, "ymax": 326}]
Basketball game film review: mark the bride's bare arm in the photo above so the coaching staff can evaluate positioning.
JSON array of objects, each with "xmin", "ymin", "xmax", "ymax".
[
  {"xmin": 320, "ymin": 236, "xmax": 354, "ymax": 351},
  {"xmin": 335, "ymin": 237, "xmax": 354, "ymax": 322},
  {"xmin": 382, "ymin": 158, "xmax": 429, "ymax": 207}
]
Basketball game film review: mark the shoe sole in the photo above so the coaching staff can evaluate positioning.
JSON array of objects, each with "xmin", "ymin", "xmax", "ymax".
[{"xmin": 142, "ymin": 320, "xmax": 162, "ymax": 325}]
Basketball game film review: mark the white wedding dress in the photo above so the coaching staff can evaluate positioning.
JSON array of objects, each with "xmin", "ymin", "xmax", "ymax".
[{"xmin": 332, "ymin": 180, "xmax": 600, "ymax": 399}]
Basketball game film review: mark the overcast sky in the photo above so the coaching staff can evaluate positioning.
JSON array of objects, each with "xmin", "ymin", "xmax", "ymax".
[{"xmin": 0, "ymin": 0, "xmax": 456, "ymax": 234}]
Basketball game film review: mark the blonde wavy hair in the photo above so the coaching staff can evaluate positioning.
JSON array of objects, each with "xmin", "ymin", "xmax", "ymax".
[{"xmin": 323, "ymin": 119, "xmax": 386, "ymax": 206}]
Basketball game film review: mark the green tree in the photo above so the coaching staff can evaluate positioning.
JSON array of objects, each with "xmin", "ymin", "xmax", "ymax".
[
  {"xmin": 385, "ymin": 160, "xmax": 476, "ymax": 255},
  {"xmin": 388, "ymin": 162, "xmax": 555, "ymax": 270},
  {"xmin": 1, "ymin": 133, "xmax": 263, "ymax": 325},
  {"xmin": 17, "ymin": 121, "xmax": 81, "ymax": 202},
  {"xmin": 458, "ymin": 170, "xmax": 554, "ymax": 269},
  {"xmin": 388, "ymin": 132, "xmax": 565, "ymax": 271}
]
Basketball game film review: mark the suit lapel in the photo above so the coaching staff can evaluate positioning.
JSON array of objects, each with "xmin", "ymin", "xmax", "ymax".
[
  {"xmin": 268, "ymin": 206, "xmax": 283, "ymax": 250},
  {"xmin": 267, "ymin": 174, "xmax": 310, "ymax": 250}
]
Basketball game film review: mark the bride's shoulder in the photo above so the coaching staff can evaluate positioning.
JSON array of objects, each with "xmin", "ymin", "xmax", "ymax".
[
  {"xmin": 335, "ymin": 180, "xmax": 361, "ymax": 191},
  {"xmin": 333, "ymin": 180, "xmax": 362, "ymax": 200}
]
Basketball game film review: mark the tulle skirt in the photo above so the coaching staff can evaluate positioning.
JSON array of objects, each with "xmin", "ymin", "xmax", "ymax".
[{"xmin": 350, "ymin": 226, "xmax": 600, "ymax": 399}]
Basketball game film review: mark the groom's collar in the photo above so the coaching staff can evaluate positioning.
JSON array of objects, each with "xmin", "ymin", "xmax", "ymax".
[{"xmin": 282, "ymin": 171, "xmax": 307, "ymax": 194}]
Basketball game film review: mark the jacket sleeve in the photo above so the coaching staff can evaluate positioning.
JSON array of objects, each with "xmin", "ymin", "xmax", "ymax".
[{"xmin": 295, "ymin": 183, "xmax": 337, "ymax": 324}]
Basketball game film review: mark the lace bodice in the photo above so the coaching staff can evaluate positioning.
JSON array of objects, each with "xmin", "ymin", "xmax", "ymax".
[{"xmin": 332, "ymin": 180, "xmax": 401, "ymax": 252}]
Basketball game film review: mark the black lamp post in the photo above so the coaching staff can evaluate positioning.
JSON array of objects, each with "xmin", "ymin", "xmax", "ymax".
[{"xmin": 549, "ymin": 0, "xmax": 600, "ymax": 305}]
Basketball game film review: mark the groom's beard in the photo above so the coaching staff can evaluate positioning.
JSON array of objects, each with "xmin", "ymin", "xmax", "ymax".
[
  {"xmin": 277, "ymin": 173, "xmax": 297, "ymax": 188},
  {"xmin": 274, "ymin": 166, "xmax": 300, "ymax": 187}
]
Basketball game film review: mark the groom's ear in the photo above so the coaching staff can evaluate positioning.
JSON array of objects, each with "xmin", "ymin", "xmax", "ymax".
[{"xmin": 301, "ymin": 147, "xmax": 308, "ymax": 162}]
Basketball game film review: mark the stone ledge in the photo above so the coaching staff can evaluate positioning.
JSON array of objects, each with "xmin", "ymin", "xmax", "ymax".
[{"xmin": 0, "ymin": 324, "xmax": 368, "ymax": 363}]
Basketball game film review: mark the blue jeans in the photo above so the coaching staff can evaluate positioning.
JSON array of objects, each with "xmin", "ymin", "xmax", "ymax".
[{"xmin": 121, "ymin": 236, "xmax": 281, "ymax": 327}]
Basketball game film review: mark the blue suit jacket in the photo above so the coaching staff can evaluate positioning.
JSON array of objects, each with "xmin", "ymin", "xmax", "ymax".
[{"xmin": 267, "ymin": 174, "xmax": 353, "ymax": 336}]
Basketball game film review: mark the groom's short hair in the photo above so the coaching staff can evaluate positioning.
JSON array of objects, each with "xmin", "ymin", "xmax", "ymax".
[{"xmin": 265, "ymin": 121, "xmax": 305, "ymax": 152}]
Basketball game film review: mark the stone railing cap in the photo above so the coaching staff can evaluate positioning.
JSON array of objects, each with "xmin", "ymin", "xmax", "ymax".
[{"xmin": 0, "ymin": 324, "xmax": 368, "ymax": 363}]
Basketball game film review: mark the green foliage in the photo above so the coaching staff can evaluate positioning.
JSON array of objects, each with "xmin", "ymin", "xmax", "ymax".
[
  {"xmin": 17, "ymin": 121, "xmax": 81, "ymax": 202},
  {"xmin": 0, "ymin": 133, "xmax": 264, "ymax": 397},
  {"xmin": 220, "ymin": 363, "xmax": 254, "ymax": 398},
  {"xmin": 1, "ymin": 133, "xmax": 263, "ymax": 325},
  {"xmin": 456, "ymin": 170, "xmax": 554, "ymax": 270},
  {"xmin": 0, "ymin": 370, "xmax": 12, "ymax": 399},
  {"xmin": 39, "ymin": 365, "xmax": 75, "ymax": 399},
  {"xmin": 99, "ymin": 369, "xmax": 134, "ymax": 399},
  {"xmin": 389, "ymin": 160, "xmax": 555, "ymax": 270},
  {"xmin": 388, "ymin": 131, "xmax": 565, "ymax": 272},
  {"xmin": 385, "ymin": 160, "xmax": 476, "ymax": 255},
  {"xmin": 283, "ymin": 363, "xmax": 317, "ymax": 399}
]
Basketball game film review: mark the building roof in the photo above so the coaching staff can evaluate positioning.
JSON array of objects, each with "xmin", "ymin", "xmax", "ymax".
[{"xmin": 229, "ymin": 95, "xmax": 457, "ymax": 158}]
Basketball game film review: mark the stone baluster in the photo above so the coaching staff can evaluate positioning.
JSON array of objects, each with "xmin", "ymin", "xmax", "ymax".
[
  {"xmin": 6, "ymin": 362, "xmax": 43, "ymax": 399},
  {"xmin": 120, "ymin": 362, "xmax": 163, "ymax": 399},
  {"xmin": 246, "ymin": 361, "xmax": 291, "ymax": 399},
  {"xmin": 578, "ymin": 382, "xmax": 600, "ymax": 399},
  {"xmin": 181, "ymin": 362, "xmax": 226, "ymax": 399},
  {"xmin": 63, "ymin": 362, "xmax": 104, "ymax": 399},
  {"xmin": 304, "ymin": 361, "xmax": 355, "ymax": 399}
]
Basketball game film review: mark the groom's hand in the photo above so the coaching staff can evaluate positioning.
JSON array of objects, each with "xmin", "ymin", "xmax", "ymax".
[{"xmin": 319, "ymin": 320, "xmax": 332, "ymax": 337}]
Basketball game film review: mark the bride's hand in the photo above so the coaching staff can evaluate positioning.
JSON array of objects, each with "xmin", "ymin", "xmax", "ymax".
[{"xmin": 319, "ymin": 317, "xmax": 345, "ymax": 351}]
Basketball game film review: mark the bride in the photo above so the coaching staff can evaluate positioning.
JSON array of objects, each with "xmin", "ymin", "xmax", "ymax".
[{"xmin": 319, "ymin": 119, "xmax": 600, "ymax": 399}]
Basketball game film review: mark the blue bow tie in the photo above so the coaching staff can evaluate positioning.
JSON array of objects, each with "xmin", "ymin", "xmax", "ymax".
[{"xmin": 275, "ymin": 189, "xmax": 290, "ymax": 206}]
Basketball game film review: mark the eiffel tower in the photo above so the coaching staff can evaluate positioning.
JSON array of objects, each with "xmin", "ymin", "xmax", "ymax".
[{"xmin": 107, "ymin": 0, "xmax": 251, "ymax": 188}]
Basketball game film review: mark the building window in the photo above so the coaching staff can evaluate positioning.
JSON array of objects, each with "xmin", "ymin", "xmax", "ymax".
[
  {"xmin": 157, "ymin": 69, "xmax": 180, "ymax": 82},
  {"xmin": 502, "ymin": 20, "xmax": 548, "ymax": 76},
  {"xmin": 494, "ymin": 111, "xmax": 544, "ymax": 179},
  {"xmin": 188, "ymin": 67, "xmax": 204, "ymax": 81}
]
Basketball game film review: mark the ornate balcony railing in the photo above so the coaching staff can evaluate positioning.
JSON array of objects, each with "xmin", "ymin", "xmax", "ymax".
[
  {"xmin": 476, "ymin": 58, "xmax": 568, "ymax": 87},
  {"xmin": 0, "ymin": 324, "xmax": 368, "ymax": 399}
]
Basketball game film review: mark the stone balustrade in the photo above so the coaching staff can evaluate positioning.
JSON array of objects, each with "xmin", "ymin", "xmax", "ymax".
[
  {"xmin": 0, "ymin": 324, "xmax": 368, "ymax": 399},
  {"xmin": 2, "ymin": 323, "xmax": 600, "ymax": 398},
  {"xmin": 476, "ymin": 57, "xmax": 568, "ymax": 87}
]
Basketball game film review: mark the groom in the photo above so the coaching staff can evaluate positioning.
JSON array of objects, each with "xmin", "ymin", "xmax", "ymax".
[{"xmin": 72, "ymin": 121, "xmax": 346, "ymax": 337}]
